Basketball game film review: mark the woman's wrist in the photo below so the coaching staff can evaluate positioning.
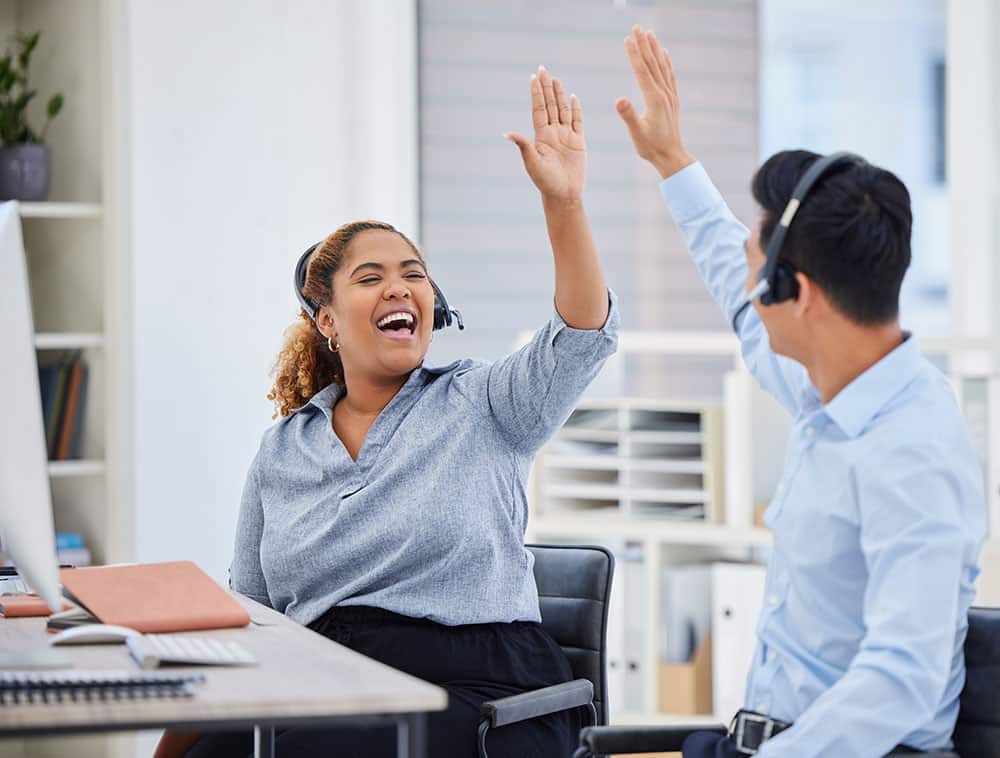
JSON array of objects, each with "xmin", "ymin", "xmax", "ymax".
[{"xmin": 541, "ymin": 192, "xmax": 585, "ymax": 213}]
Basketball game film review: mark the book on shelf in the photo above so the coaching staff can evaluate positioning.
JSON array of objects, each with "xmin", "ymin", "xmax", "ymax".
[
  {"xmin": 55, "ymin": 531, "xmax": 91, "ymax": 566},
  {"xmin": 37, "ymin": 352, "xmax": 89, "ymax": 460}
]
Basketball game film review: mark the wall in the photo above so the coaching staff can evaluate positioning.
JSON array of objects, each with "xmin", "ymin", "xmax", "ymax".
[{"xmin": 127, "ymin": 0, "xmax": 418, "ymax": 580}]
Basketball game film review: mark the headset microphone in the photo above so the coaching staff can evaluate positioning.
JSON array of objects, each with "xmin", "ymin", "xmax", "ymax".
[{"xmin": 730, "ymin": 279, "xmax": 771, "ymax": 331}]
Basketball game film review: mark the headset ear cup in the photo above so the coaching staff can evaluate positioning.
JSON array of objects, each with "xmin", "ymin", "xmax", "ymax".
[
  {"xmin": 762, "ymin": 262, "xmax": 799, "ymax": 305},
  {"xmin": 430, "ymin": 279, "xmax": 450, "ymax": 331},
  {"xmin": 433, "ymin": 297, "xmax": 446, "ymax": 330}
]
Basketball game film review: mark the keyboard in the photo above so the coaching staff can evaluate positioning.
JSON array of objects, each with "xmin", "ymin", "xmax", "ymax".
[
  {"xmin": 126, "ymin": 634, "xmax": 257, "ymax": 670},
  {"xmin": 0, "ymin": 576, "xmax": 28, "ymax": 595}
]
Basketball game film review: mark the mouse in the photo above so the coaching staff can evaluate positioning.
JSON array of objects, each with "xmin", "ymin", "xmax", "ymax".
[{"xmin": 48, "ymin": 624, "xmax": 140, "ymax": 646}]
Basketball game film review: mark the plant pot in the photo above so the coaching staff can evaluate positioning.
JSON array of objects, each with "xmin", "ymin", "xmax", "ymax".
[{"xmin": 0, "ymin": 144, "xmax": 51, "ymax": 201}]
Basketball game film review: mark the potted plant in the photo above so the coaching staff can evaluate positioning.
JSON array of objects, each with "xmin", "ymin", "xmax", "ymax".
[{"xmin": 0, "ymin": 31, "xmax": 63, "ymax": 201}]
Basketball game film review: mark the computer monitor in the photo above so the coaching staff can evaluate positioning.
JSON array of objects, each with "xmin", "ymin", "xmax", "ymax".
[{"xmin": 0, "ymin": 201, "xmax": 62, "ymax": 611}]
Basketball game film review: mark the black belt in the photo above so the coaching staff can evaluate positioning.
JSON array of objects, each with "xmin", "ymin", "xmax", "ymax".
[
  {"xmin": 728, "ymin": 710, "xmax": 791, "ymax": 754},
  {"xmin": 727, "ymin": 710, "xmax": 925, "ymax": 755}
]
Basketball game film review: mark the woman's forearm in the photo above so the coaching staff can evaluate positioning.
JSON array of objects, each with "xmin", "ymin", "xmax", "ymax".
[{"xmin": 542, "ymin": 197, "xmax": 608, "ymax": 330}]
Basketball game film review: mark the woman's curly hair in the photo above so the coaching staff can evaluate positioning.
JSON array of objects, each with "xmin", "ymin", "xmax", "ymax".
[{"xmin": 267, "ymin": 221, "xmax": 425, "ymax": 418}]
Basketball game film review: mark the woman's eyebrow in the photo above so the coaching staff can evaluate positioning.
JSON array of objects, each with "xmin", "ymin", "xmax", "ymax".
[
  {"xmin": 350, "ymin": 262, "xmax": 384, "ymax": 277},
  {"xmin": 351, "ymin": 259, "xmax": 427, "ymax": 277}
]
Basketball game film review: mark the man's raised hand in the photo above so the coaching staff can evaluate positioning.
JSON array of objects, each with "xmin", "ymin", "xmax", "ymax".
[{"xmin": 617, "ymin": 25, "xmax": 694, "ymax": 179}]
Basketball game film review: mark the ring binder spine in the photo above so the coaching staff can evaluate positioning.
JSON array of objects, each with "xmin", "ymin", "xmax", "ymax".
[{"xmin": 0, "ymin": 671, "xmax": 205, "ymax": 704}]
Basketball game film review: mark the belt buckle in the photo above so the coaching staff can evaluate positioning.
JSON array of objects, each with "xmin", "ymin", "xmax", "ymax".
[{"xmin": 730, "ymin": 711, "xmax": 776, "ymax": 755}]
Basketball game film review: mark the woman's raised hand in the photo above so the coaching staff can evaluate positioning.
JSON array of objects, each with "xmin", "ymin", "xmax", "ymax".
[{"xmin": 506, "ymin": 66, "xmax": 586, "ymax": 206}]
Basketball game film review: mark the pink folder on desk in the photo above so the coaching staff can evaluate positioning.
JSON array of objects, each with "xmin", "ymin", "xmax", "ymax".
[{"xmin": 59, "ymin": 560, "xmax": 250, "ymax": 633}]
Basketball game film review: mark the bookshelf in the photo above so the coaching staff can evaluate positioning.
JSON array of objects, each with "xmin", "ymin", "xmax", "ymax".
[
  {"xmin": 3, "ymin": 1, "xmax": 128, "ymax": 755},
  {"xmin": 2, "ymin": 0, "xmax": 127, "ymax": 569}
]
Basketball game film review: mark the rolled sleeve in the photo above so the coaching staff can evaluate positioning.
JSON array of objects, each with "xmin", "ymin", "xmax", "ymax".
[{"xmin": 455, "ymin": 289, "xmax": 619, "ymax": 454}]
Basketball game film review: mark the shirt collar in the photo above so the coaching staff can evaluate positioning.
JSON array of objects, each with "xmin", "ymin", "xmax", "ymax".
[
  {"xmin": 823, "ymin": 333, "xmax": 922, "ymax": 439},
  {"xmin": 292, "ymin": 361, "xmax": 457, "ymax": 421}
]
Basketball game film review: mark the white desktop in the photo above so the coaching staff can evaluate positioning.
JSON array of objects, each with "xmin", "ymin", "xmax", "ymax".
[{"xmin": 0, "ymin": 201, "xmax": 63, "ymax": 611}]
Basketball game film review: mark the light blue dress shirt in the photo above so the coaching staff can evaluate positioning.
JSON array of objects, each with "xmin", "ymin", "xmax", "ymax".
[{"xmin": 660, "ymin": 162, "xmax": 986, "ymax": 756}]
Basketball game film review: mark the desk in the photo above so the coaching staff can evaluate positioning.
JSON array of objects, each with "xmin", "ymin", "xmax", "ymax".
[{"xmin": 0, "ymin": 595, "xmax": 447, "ymax": 758}]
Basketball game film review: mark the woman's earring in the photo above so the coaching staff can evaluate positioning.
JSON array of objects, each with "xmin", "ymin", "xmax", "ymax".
[{"xmin": 328, "ymin": 337, "xmax": 339, "ymax": 353}]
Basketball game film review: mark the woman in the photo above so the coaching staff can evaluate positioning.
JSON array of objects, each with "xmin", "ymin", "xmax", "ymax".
[{"xmin": 160, "ymin": 65, "xmax": 618, "ymax": 758}]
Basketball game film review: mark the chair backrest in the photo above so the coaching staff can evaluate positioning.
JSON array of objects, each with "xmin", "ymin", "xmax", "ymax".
[
  {"xmin": 527, "ymin": 544, "xmax": 614, "ymax": 726},
  {"xmin": 954, "ymin": 606, "xmax": 1000, "ymax": 757}
]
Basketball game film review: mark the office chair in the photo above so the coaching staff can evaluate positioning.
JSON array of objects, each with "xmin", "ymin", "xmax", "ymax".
[
  {"xmin": 574, "ymin": 606, "xmax": 1000, "ymax": 758},
  {"xmin": 476, "ymin": 544, "xmax": 614, "ymax": 758}
]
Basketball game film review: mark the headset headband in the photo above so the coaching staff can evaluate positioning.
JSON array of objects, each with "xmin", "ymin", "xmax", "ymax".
[{"xmin": 294, "ymin": 243, "xmax": 321, "ymax": 320}]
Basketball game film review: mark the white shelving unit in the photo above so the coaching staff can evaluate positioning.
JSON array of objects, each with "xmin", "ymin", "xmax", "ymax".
[
  {"xmin": 4, "ymin": 2, "xmax": 128, "ymax": 756},
  {"xmin": 534, "ymin": 398, "xmax": 725, "ymax": 523}
]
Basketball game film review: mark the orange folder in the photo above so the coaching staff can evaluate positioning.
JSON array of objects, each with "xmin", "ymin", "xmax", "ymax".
[
  {"xmin": 0, "ymin": 595, "xmax": 71, "ymax": 617},
  {"xmin": 59, "ymin": 561, "xmax": 251, "ymax": 633}
]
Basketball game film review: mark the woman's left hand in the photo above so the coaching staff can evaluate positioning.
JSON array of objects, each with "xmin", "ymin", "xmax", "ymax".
[{"xmin": 506, "ymin": 66, "xmax": 586, "ymax": 206}]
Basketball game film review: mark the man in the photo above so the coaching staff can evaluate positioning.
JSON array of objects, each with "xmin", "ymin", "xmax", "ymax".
[{"xmin": 616, "ymin": 24, "xmax": 986, "ymax": 758}]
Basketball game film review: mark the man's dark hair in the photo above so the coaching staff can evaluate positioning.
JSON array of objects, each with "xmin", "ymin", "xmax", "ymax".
[{"xmin": 751, "ymin": 150, "xmax": 912, "ymax": 325}]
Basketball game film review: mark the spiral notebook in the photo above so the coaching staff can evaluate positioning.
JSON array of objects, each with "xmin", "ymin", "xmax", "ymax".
[{"xmin": 0, "ymin": 670, "xmax": 206, "ymax": 704}]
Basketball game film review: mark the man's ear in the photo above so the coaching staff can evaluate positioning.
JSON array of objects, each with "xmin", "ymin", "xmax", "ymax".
[{"xmin": 794, "ymin": 271, "xmax": 814, "ymax": 318}]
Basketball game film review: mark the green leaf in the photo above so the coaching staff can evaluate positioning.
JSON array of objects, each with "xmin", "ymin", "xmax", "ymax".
[
  {"xmin": 17, "ymin": 31, "xmax": 39, "ymax": 70},
  {"xmin": 46, "ymin": 93, "xmax": 62, "ymax": 118},
  {"xmin": 14, "ymin": 90, "xmax": 36, "ymax": 112}
]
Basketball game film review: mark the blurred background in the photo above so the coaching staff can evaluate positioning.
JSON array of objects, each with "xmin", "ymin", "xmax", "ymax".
[{"xmin": 5, "ymin": 0, "xmax": 999, "ymax": 755}]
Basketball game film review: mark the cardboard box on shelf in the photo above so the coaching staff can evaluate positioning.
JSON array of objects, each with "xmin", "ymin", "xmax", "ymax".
[{"xmin": 658, "ymin": 629, "xmax": 713, "ymax": 715}]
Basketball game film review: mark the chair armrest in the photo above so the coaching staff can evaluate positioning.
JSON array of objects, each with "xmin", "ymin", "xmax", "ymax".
[
  {"xmin": 480, "ymin": 679, "xmax": 594, "ymax": 728},
  {"xmin": 578, "ymin": 723, "xmax": 727, "ymax": 754}
]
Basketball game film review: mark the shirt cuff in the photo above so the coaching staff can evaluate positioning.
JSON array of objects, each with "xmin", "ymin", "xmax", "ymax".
[
  {"xmin": 659, "ymin": 161, "xmax": 727, "ymax": 224},
  {"xmin": 549, "ymin": 288, "xmax": 620, "ymax": 356}
]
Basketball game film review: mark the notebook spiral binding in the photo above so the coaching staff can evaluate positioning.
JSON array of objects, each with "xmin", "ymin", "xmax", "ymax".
[{"xmin": 0, "ymin": 670, "xmax": 206, "ymax": 705}]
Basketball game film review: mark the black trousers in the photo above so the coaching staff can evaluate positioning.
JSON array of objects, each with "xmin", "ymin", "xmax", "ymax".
[
  {"xmin": 681, "ymin": 731, "xmax": 926, "ymax": 757},
  {"xmin": 186, "ymin": 605, "xmax": 582, "ymax": 758}
]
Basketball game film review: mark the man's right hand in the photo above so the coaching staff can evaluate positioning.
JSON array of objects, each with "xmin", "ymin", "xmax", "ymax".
[{"xmin": 617, "ymin": 25, "xmax": 696, "ymax": 179}]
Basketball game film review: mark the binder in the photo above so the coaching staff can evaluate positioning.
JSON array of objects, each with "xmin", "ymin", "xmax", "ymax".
[
  {"xmin": 711, "ymin": 562, "xmax": 766, "ymax": 719},
  {"xmin": 0, "ymin": 670, "xmax": 205, "ymax": 704},
  {"xmin": 621, "ymin": 540, "xmax": 645, "ymax": 713}
]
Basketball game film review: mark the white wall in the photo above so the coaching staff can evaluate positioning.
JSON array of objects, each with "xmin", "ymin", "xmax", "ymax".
[
  {"xmin": 127, "ymin": 0, "xmax": 417, "ymax": 580},
  {"xmin": 948, "ymin": 0, "xmax": 1000, "ymax": 348}
]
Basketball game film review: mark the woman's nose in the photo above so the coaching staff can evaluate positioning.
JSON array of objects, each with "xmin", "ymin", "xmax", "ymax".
[{"xmin": 384, "ymin": 281, "xmax": 411, "ymax": 299}]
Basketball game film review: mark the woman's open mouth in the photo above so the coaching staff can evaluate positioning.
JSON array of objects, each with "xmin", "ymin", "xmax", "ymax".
[{"xmin": 375, "ymin": 310, "xmax": 417, "ymax": 341}]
